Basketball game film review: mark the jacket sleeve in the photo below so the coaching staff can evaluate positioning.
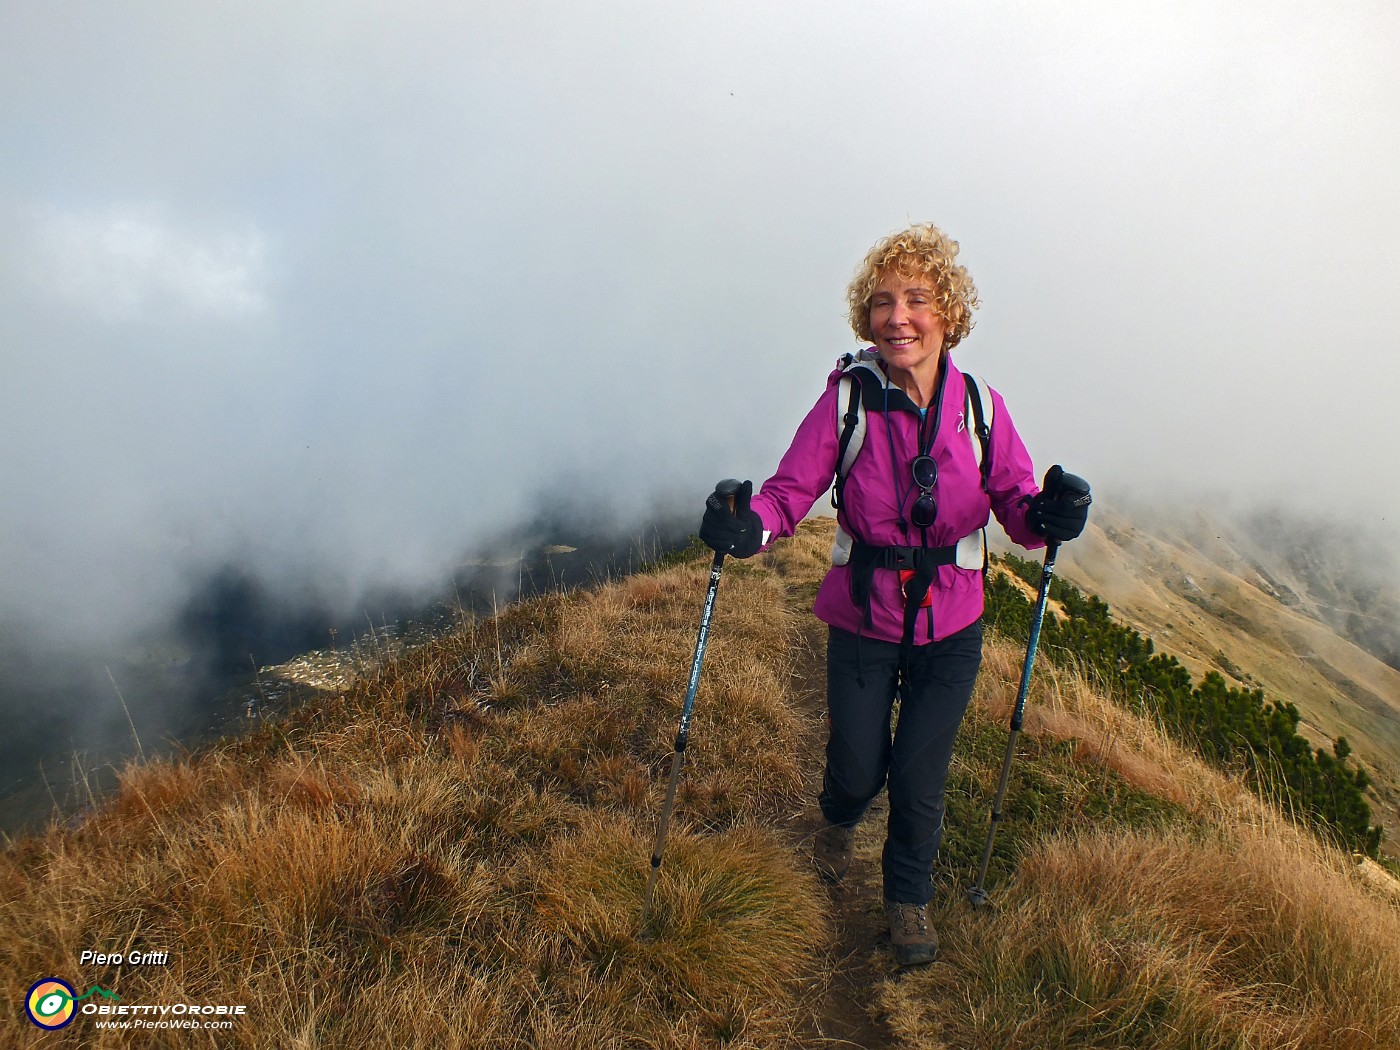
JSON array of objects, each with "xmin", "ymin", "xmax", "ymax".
[
  {"xmin": 986, "ymin": 385, "xmax": 1046, "ymax": 551},
  {"xmin": 749, "ymin": 380, "xmax": 843, "ymax": 545}
]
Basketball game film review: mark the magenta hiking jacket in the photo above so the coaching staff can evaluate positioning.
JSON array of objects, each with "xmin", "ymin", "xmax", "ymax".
[{"xmin": 750, "ymin": 351, "xmax": 1045, "ymax": 645}]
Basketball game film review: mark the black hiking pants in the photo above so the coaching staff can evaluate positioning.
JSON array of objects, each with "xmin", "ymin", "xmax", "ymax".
[{"xmin": 820, "ymin": 619, "xmax": 983, "ymax": 905}]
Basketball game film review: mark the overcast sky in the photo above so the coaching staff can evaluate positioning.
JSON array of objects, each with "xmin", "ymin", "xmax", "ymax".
[{"xmin": 3, "ymin": 1, "xmax": 1399, "ymax": 652}]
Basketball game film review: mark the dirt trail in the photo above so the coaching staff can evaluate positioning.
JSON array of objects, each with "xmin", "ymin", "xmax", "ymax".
[{"xmin": 784, "ymin": 614, "xmax": 900, "ymax": 1049}]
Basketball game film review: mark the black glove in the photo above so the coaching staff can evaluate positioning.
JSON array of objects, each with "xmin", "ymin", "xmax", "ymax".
[
  {"xmin": 698, "ymin": 479, "xmax": 764, "ymax": 558},
  {"xmin": 1026, "ymin": 464, "xmax": 1092, "ymax": 542}
]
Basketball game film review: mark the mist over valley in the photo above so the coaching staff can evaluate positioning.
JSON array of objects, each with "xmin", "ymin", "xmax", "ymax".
[{"xmin": 0, "ymin": 506, "xmax": 694, "ymax": 836}]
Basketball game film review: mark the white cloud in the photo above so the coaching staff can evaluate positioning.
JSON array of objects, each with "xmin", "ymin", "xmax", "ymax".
[{"xmin": 28, "ymin": 206, "xmax": 269, "ymax": 322}]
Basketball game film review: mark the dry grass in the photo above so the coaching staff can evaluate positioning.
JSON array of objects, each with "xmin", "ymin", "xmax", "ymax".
[
  {"xmin": 880, "ymin": 820, "xmax": 1400, "ymax": 1049},
  {"xmin": 974, "ymin": 638, "xmax": 1260, "ymax": 821},
  {"xmin": 885, "ymin": 608, "xmax": 1400, "ymax": 1050},
  {"xmin": 1, "ymin": 558, "xmax": 823, "ymax": 1048}
]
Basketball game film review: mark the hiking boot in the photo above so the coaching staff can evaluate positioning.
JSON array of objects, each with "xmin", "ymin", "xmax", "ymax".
[
  {"xmin": 812, "ymin": 823, "xmax": 855, "ymax": 883},
  {"xmin": 885, "ymin": 901, "xmax": 938, "ymax": 966}
]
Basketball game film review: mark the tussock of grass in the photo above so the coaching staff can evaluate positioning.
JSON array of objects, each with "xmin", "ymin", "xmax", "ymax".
[{"xmin": 528, "ymin": 818, "xmax": 827, "ymax": 1046}]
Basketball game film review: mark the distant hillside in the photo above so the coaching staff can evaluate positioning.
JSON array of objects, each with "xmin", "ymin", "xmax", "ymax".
[
  {"xmin": 1235, "ymin": 508, "xmax": 1400, "ymax": 673},
  {"xmin": 991, "ymin": 496, "xmax": 1400, "ymax": 855}
]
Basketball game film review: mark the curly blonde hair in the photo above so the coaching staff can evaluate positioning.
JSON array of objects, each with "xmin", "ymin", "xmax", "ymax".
[{"xmin": 846, "ymin": 223, "xmax": 980, "ymax": 350}]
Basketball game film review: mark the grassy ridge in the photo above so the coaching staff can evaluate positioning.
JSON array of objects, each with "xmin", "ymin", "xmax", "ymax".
[
  {"xmin": 4, "ymin": 518, "xmax": 1399, "ymax": 1048},
  {"xmin": 2, "ymin": 562, "xmax": 825, "ymax": 1048}
]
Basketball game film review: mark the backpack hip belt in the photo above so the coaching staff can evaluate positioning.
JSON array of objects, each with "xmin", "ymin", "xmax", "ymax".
[{"xmin": 844, "ymin": 538, "xmax": 957, "ymax": 652}]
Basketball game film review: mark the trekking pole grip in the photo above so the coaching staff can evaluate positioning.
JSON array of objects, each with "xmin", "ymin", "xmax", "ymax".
[{"xmin": 714, "ymin": 477, "xmax": 742, "ymax": 513}]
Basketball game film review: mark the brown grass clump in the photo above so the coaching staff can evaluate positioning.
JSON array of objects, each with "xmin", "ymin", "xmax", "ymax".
[{"xmin": 524, "ymin": 818, "xmax": 828, "ymax": 1047}]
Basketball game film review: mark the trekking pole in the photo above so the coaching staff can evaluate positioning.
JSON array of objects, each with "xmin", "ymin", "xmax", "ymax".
[
  {"xmin": 640, "ymin": 478, "xmax": 742, "ymax": 935},
  {"xmin": 967, "ymin": 467, "xmax": 1089, "ymax": 908},
  {"xmin": 967, "ymin": 538, "xmax": 1059, "ymax": 909}
]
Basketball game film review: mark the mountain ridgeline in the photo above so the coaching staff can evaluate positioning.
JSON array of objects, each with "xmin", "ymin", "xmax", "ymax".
[{"xmin": 987, "ymin": 552, "xmax": 1383, "ymax": 857}]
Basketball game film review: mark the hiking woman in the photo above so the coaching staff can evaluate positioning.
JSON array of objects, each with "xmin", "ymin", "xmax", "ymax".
[{"xmin": 698, "ymin": 222, "xmax": 1090, "ymax": 966}]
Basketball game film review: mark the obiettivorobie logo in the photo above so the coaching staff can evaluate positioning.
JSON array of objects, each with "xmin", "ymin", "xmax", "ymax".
[
  {"xmin": 23, "ymin": 975, "xmax": 247, "ymax": 1031},
  {"xmin": 25, "ymin": 978, "xmax": 120, "ymax": 1029}
]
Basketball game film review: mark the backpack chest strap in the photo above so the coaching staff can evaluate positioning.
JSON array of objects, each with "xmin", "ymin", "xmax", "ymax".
[{"xmin": 861, "ymin": 542, "xmax": 959, "ymax": 571}]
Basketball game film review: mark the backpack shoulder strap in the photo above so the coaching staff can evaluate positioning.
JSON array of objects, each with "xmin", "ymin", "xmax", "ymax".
[
  {"xmin": 831, "ymin": 349, "xmax": 886, "ymax": 506},
  {"xmin": 832, "ymin": 359, "xmax": 868, "ymax": 509},
  {"xmin": 963, "ymin": 371, "xmax": 994, "ymax": 491},
  {"xmin": 836, "ymin": 372, "xmax": 866, "ymax": 477},
  {"xmin": 962, "ymin": 370, "xmax": 996, "ymax": 573}
]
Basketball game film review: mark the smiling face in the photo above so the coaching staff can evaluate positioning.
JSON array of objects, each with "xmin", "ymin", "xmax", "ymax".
[
  {"xmin": 867, "ymin": 269, "xmax": 948, "ymax": 388},
  {"xmin": 846, "ymin": 224, "xmax": 979, "ymax": 357}
]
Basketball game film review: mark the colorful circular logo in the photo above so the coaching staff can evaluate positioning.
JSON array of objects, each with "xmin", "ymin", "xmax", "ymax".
[{"xmin": 26, "ymin": 978, "xmax": 77, "ymax": 1029}]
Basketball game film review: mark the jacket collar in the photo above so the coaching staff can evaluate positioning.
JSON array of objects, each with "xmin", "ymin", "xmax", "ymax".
[{"xmin": 849, "ymin": 349, "xmax": 957, "ymax": 415}]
